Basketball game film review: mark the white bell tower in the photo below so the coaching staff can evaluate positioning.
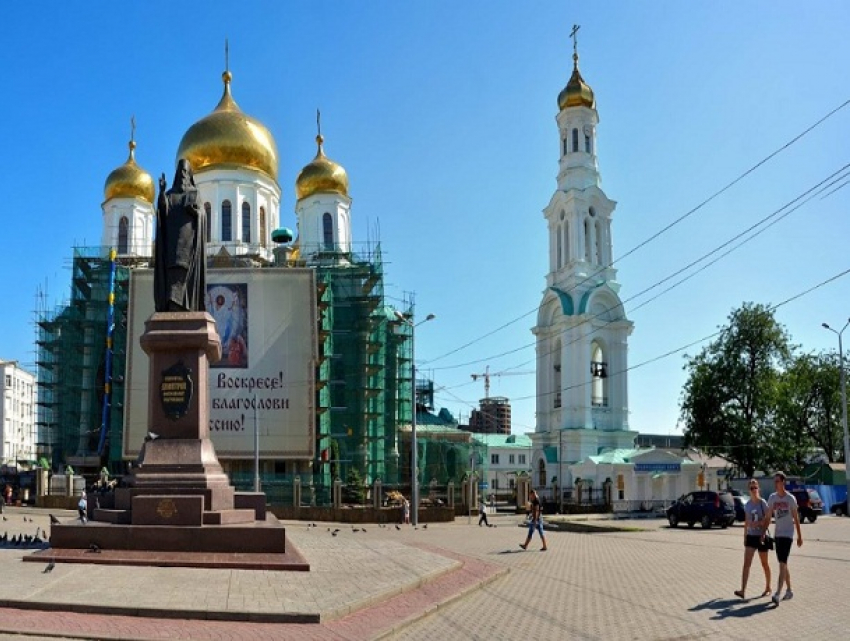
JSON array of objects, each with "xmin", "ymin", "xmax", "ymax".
[{"xmin": 531, "ymin": 29, "xmax": 636, "ymax": 482}]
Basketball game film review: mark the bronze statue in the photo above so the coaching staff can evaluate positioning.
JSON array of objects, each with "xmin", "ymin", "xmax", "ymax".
[{"xmin": 154, "ymin": 159, "xmax": 207, "ymax": 312}]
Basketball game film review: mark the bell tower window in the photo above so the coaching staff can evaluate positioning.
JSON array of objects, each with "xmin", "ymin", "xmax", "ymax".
[
  {"xmin": 221, "ymin": 200, "xmax": 232, "ymax": 242},
  {"xmin": 572, "ymin": 128, "xmax": 579, "ymax": 152},
  {"xmin": 118, "ymin": 216, "xmax": 129, "ymax": 254},
  {"xmin": 322, "ymin": 213, "xmax": 334, "ymax": 251},
  {"xmin": 563, "ymin": 137, "xmax": 568, "ymax": 157},
  {"xmin": 584, "ymin": 218, "xmax": 591, "ymax": 262},
  {"xmin": 553, "ymin": 339, "xmax": 562, "ymax": 409},
  {"xmin": 556, "ymin": 225, "xmax": 562, "ymax": 268},
  {"xmin": 591, "ymin": 342, "xmax": 608, "ymax": 407},
  {"xmin": 204, "ymin": 203, "xmax": 211, "ymax": 243},
  {"xmin": 242, "ymin": 202, "xmax": 251, "ymax": 243},
  {"xmin": 259, "ymin": 207, "xmax": 267, "ymax": 248}
]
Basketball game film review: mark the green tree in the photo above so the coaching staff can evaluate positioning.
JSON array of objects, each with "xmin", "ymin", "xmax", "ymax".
[
  {"xmin": 680, "ymin": 303, "xmax": 792, "ymax": 476},
  {"xmin": 776, "ymin": 351, "xmax": 844, "ymax": 466}
]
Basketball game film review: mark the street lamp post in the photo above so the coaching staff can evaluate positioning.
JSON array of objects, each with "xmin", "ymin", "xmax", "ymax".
[
  {"xmin": 396, "ymin": 309, "xmax": 435, "ymax": 527},
  {"xmin": 822, "ymin": 319, "xmax": 850, "ymax": 494}
]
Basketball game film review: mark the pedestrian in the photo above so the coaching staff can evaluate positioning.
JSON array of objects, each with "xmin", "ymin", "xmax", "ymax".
[
  {"xmin": 478, "ymin": 496, "xmax": 491, "ymax": 527},
  {"xmin": 78, "ymin": 491, "xmax": 88, "ymax": 524},
  {"xmin": 3, "ymin": 485, "xmax": 11, "ymax": 506},
  {"xmin": 762, "ymin": 471, "xmax": 803, "ymax": 606},
  {"xmin": 734, "ymin": 479, "xmax": 772, "ymax": 599},
  {"xmin": 402, "ymin": 498, "xmax": 410, "ymax": 525},
  {"xmin": 519, "ymin": 489, "xmax": 547, "ymax": 551}
]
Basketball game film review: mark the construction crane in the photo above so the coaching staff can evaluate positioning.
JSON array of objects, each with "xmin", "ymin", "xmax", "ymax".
[{"xmin": 470, "ymin": 365, "xmax": 535, "ymax": 399}]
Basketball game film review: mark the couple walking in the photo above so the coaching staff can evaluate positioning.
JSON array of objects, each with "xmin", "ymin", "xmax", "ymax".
[{"xmin": 735, "ymin": 471, "xmax": 803, "ymax": 606}]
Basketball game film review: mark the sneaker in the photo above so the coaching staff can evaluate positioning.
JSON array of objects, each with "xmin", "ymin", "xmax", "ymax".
[
  {"xmin": 782, "ymin": 590, "xmax": 794, "ymax": 601},
  {"xmin": 519, "ymin": 543, "xmax": 527, "ymax": 550},
  {"xmin": 771, "ymin": 593, "xmax": 780, "ymax": 606}
]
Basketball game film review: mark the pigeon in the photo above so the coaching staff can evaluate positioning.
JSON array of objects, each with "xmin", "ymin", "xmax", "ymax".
[
  {"xmin": 395, "ymin": 524, "xmax": 401, "ymax": 531},
  {"xmin": 147, "ymin": 431, "xmax": 160, "ymax": 441},
  {"xmin": 88, "ymin": 544, "xmax": 101, "ymax": 553},
  {"xmin": 43, "ymin": 559, "xmax": 55, "ymax": 574},
  {"xmin": 352, "ymin": 528, "xmax": 360, "ymax": 533},
  {"xmin": 2, "ymin": 516, "xmax": 6, "ymax": 521},
  {"xmin": 422, "ymin": 524, "xmax": 428, "ymax": 529},
  {"xmin": 361, "ymin": 528, "xmax": 367, "ymax": 533},
  {"xmin": 49, "ymin": 514, "xmax": 60, "ymax": 525},
  {"xmin": 331, "ymin": 531, "xmax": 338, "ymax": 537}
]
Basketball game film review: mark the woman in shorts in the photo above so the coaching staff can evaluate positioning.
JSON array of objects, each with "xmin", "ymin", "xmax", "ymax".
[{"xmin": 734, "ymin": 479, "xmax": 771, "ymax": 599}]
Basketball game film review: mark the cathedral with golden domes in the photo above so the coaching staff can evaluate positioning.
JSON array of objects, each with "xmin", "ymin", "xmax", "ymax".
[{"xmin": 36, "ymin": 62, "xmax": 418, "ymax": 499}]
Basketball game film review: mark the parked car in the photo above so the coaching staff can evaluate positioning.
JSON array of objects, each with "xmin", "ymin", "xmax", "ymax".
[
  {"xmin": 667, "ymin": 491, "xmax": 736, "ymax": 529},
  {"xmin": 730, "ymin": 491, "xmax": 746, "ymax": 522},
  {"xmin": 830, "ymin": 499, "xmax": 848, "ymax": 517},
  {"xmin": 790, "ymin": 488, "xmax": 823, "ymax": 523}
]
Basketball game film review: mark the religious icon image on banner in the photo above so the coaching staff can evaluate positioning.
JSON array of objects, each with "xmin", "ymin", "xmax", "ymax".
[{"xmin": 206, "ymin": 283, "xmax": 248, "ymax": 368}]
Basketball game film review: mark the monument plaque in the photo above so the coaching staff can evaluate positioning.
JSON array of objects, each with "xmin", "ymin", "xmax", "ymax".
[{"xmin": 159, "ymin": 361, "xmax": 193, "ymax": 420}]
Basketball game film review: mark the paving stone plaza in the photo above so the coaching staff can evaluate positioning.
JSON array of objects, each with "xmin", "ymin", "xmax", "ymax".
[{"xmin": 0, "ymin": 507, "xmax": 847, "ymax": 639}]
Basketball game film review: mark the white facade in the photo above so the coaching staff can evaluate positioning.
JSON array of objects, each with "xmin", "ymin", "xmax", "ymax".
[
  {"xmin": 295, "ymin": 191, "xmax": 353, "ymax": 263},
  {"xmin": 101, "ymin": 197, "xmax": 155, "ymax": 258},
  {"xmin": 195, "ymin": 167, "xmax": 281, "ymax": 265},
  {"xmin": 531, "ymin": 51, "xmax": 636, "ymax": 483},
  {"xmin": 0, "ymin": 360, "xmax": 36, "ymax": 467},
  {"xmin": 473, "ymin": 434, "xmax": 533, "ymax": 495}
]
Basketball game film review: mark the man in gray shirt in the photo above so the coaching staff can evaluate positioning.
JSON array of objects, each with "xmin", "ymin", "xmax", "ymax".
[{"xmin": 762, "ymin": 471, "xmax": 803, "ymax": 606}]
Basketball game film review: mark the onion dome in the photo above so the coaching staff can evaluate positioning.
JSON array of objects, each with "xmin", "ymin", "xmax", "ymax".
[
  {"xmin": 557, "ymin": 53, "xmax": 595, "ymax": 111},
  {"xmin": 103, "ymin": 140, "xmax": 154, "ymax": 203},
  {"xmin": 176, "ymin": 71, "xmax": 279, "ymax": 181},
  {"xmin": 295, "ymin": 134, "xmax": 349, "ymax": 200}
]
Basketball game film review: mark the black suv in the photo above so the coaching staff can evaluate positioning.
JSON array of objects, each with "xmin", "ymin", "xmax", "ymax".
[
  {"xmin": 667, "ymin": 491, "xmax": 736, "ymax": 529},
  {"xmin": 790, "ymin": 488, "xmax": 823, "ymax": 523}
]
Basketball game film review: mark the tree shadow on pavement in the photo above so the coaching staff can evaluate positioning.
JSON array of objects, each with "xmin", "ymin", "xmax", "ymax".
[{"xmin": 689, "ymin": 597, "xmax": 773, "ymax": 619}]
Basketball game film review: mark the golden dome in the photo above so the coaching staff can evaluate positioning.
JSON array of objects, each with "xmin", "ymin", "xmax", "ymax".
[
  {"xmin": 176, "ymin": 71, "xmax": 279, "ymax": 181},
  {"xmin": 104, "ymin": 140, "xmax": 155, "ymax": 203},
  {"xmin": 295, "ymin": 134, "xmax": 349, "ymax": 200},
  {"xmin": 558, "ymin": 53, "xmax": 595, "ymax": 110}
]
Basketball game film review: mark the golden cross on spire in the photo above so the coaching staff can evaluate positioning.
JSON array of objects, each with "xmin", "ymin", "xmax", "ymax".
[
  {"xmin": 317, "ymin": 108, "xmax": 323, "ymax": 138},
  {"xmin": 130, "ymin": 115, "xmax": 136, "ymax": 143},
  {"xmin": 570, "ymin": 24, "xmax": 581, "ymax": 57},
  {"xmin": 225, "ymin": 38, "xmax": 229, "ymax": 72}
]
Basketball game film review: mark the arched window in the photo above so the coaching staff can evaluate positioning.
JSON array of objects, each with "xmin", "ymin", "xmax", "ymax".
[
  {"xmin": 595, "ymin": 220, "xmax": 604, "ymax": 266},
  {"xmin": 118, "ymin": 216, "xmax": 129, "ymax": 254},
  {"xmin": 538, "ymin": 459, "xmax": 546, "ymax": 488},
  {"xmin": 259, "ymin": 206, "xmax": 267, "ymax": 248},
  {"xmin": 591, "ymin": 342, "xmax": 607, "ymax": 407},
  {"xmin": 242, "ymin": 202, "xmax": 251, "ymax": 243},
  {"xmin": 204, "ymin": 203, "xmax": 211, "ymax": 243},
  {"xmin": 563, "ymin": 222, "xmax": 570, "ymax": 263},
  {"xmin": 553, "ymin": 339, "xmax": 562, "ymax": 409},
  {"xmin": 585, "ymin": 131, "xmax": 592, "ymax": 153},
  {"xmin": 322, "ymin": 213, "xmax": 334, "ymax": 250},
  {"xmin": 556, "ymin": 225, "xmax": 562, "ymax": 268},
  {"xmin": 221, "ymin": 200, "xmax": 232, "ymax": 241},
  {"xmin": 572, "ymin": 128, "xmax": 579, "ymax": 152},
  {"xmin": 584, "ymin": 218, "xmax": 592, "ymax": 262},
  {"xmin": 562, "ymin": 138, "xmax": 568, "ymax": 157}
]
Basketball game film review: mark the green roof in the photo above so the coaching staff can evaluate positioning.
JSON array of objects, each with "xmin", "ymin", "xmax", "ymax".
[
  {"xmin": 472, "ymin": 433, "xmax": 533, "ymax": 449},
  {"xmin": 588, "ymin": 448, "xmax": 647, "ymax": 465}
]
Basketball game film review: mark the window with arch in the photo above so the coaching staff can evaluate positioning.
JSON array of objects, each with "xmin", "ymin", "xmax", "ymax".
[
  {"xmin": 591, "ymin": 341, "xmax": 608, "ymax": 407},
  {"xmin": 584, "ymin": 218, "xmax": 592, "ymax": 262},
  {"xmin": 322, "ymin": 213, "xmax": 334, "ymax": 250},
  {"xmin": 553, "ymin": 338, "xmax": 562, "ymax": 409},
  {"xmin": 221, "ymin": 200, "xmax": 232, "ymax": 241},
  {"xmin": 204, "ymin": 203, "xmax": 212, "ymax": 243},
  {"xmin": 563, "ymin": 137, "xmax": 568, "ymax": 156},
  {"xmin": 259, "ymin": 206, "xmax": 266, "ymax": 247},
  {"xmin": 242, "ymin": 201, "xmax": 251, "ymax": 243},
  {"xmin": 563, "ymin": 222, "xmax": 570, "ymax": 263},
  {"xmin": 538, "ymin": 459, "xmax": 546, "ymax": 488},
  {"xmin": 572, "ymin": 128, "xmax": 579, "ymax": 152},
  {"xmin": 595, "ymin": 219, "xmax": 604, "ymax": 266},
  {"xmin": 118, "ymin": 216, "xmax": 129, "ymax": 254},
  {"xmin": 585, "ymin": 131, "xmax": 592, "ymax": 153},
  {"xmin": 556, "ymin": 224, "xmax": 562, "ymax": 268}
]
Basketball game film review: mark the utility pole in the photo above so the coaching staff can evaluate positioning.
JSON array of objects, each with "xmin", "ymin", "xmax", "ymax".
[
  {"xmin": 822, "ymin": 319, "xmax": 850, "ymax": 495},
  {"xmin": 253, "ymin": 396, "xmax": 260, "ymax": 493}
]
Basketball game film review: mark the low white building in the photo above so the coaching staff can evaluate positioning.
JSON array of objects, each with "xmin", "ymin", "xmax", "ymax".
[
  {"xmin": 0, "ymin": 360, "xmax": 37, "ymax": 468},
  {"xmin": 472, "ymin": 433, "xmax": 533, "ymax": 497},
  {"xmin": 568, "ymin": 447, "xmax": 731, "ymax": 512}
]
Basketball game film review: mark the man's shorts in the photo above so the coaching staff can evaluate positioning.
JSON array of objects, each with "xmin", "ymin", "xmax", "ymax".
[
  {"xmin": 774, "ymin": 536, "xmax": 793, "ymax": 564},
  {"xmin": 527, "ymin": 519, "xmax": 544, "ymax": 537}
]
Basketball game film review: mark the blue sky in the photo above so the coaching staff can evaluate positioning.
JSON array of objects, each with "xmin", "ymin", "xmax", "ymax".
[{"xmin": 1, "ymin": 2, "xmax": 849, "ymax": 436}]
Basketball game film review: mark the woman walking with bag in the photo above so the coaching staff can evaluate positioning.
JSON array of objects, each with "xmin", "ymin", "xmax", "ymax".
[{"xmin": 734, "ymin": 479, "xmax": 772, "ymax": 599}]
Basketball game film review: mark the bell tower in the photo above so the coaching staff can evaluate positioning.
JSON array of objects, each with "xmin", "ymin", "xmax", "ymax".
[{"xmin": 531, "ymin": 28, "xmax": 636, "ymax": 478}]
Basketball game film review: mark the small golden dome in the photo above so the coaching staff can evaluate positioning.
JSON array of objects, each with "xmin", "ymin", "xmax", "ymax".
[
  {"xmin": 104, "ymin": 140, "xmax": 155, "ymax": 203},
  {"xmin": 558, "ymin": 53, "xmax": 595, "ymax": 110},
  {"xmin": 176, "ymin": 71, "xmax": 279, "ymax": 181},
  {"xmin": 295, "ymin": 134, "xmax": 349, "ymax": 200}
]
